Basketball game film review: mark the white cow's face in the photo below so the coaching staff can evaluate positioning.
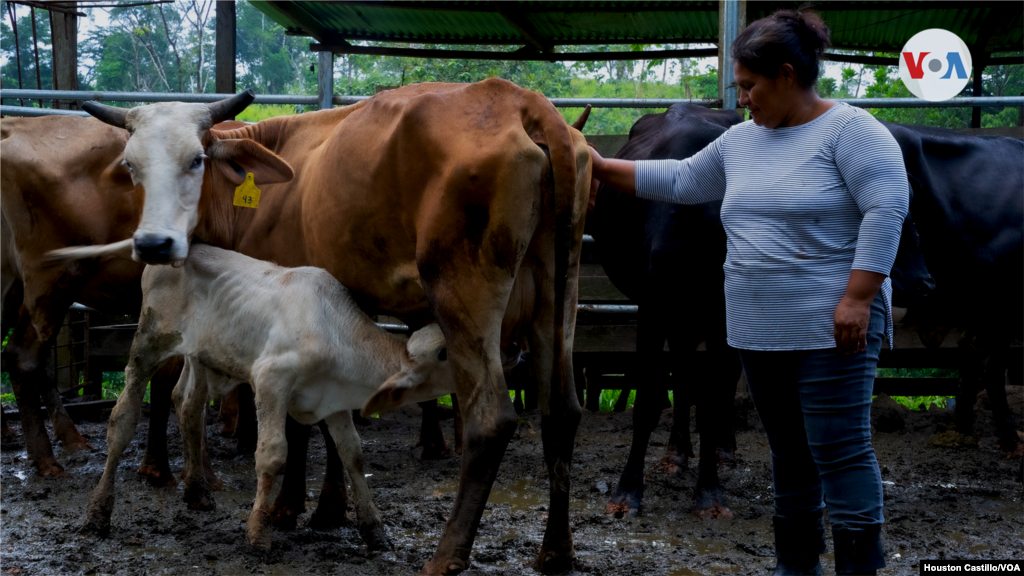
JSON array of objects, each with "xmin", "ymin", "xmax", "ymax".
[
  {"xmin": 122, "ymin": 103, "xmax": 211, "ymax": 264},
  {"xmin": 80, "ymin": 91, "xmax": 292, "ymax": 267}
]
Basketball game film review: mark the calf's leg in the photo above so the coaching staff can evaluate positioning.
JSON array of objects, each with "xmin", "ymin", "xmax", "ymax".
[
  {"xmin": 246, "ymin": 371, "xmax": 290, "ymax": 551},
  {"xmin": 324, "ymin": 411, "xmax": 390, "ymax": 550},
  {"xmin": 82, "ymin": 348, "xmax": 167, "ymax": 534},
  {"xmin": 418, "ymin": 399, "xmax": 451, "ymax": 460},
  {"xmin": 137, "ymin": 357, "xmax": 182, "ymax": 487}
]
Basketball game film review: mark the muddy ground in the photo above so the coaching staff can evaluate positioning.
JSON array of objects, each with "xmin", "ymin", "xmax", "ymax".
[{"xmin": 2, "ymin": 391, "xmax": 1022, "ymax": 576}]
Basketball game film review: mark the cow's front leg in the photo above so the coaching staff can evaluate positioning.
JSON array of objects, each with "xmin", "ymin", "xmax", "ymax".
[
  {"xmin": 138, "ymin": 358, "xmax": 182, "ymax": 487},
  {"xmin": 324, "ymin": 411, "xmax": 389, "ymax": 550},
  {"xmin": 308, "ymin": 419, "xmax": 349, "ymax": 530}
]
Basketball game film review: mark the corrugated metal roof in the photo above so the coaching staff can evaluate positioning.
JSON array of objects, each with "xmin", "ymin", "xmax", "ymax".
[{"xmin": 253, "ymin": 1, "xmax": 1022, "ymax": 56}]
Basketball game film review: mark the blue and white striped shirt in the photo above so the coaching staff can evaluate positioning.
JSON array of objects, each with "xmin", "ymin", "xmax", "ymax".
[{"xmin": 635, "ymin": 103, "xmax": 908, "ymax": 350}]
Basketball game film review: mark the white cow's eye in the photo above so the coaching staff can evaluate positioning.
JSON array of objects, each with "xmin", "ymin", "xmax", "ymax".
[{"xmin": 189, "ymin": 154, "xmax": 206, "ymax": 170}]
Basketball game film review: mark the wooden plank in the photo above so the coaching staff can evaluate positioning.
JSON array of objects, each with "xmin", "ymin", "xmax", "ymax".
[
  {"xmin": 215, "ymin": 1, "xmax": 236, "ymax": 100},
  {"xmin": 49, "ymin": 2, "xmax": 78, "ymax": 109}
]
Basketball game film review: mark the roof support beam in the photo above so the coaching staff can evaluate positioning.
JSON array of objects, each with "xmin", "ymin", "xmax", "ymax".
[
  {"xmin": 494, "ymin": 6, "xmax": 552, "ymax": 53},
  {"xmin": 311, "ymin": 44, "xmax": 718, "ymax": 61}
]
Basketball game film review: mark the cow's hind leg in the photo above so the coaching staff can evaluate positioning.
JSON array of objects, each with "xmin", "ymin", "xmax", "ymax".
[
  {"xmin": 82, "ymin": 348, "xmax": 166, "ymax": 535},
  {"xmin": 271, "ymin": 415, "xmax": 309, "ymax": 530},
  {"xmin": 324, "ymin": 411, "xmax": 390, "ymax": 550},
  {"xmin": 7, "ymin": 311, "xmax": 66, "ymax": 477},
  {"xmin": 308, "ymin": 419, "xmax": 350, "ymax": 530},
  {"xmin": 173, "ymin": 361, "xmax": 218, "ymax": 512},
  {"xmin": 137, "ymin": 357, "xmax": 182, "ymax": 487}
]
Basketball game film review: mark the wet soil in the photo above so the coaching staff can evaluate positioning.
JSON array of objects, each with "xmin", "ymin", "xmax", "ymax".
[{"xmin": 2, "ymin": 394, "xmax": 1021, "ymax": 575}]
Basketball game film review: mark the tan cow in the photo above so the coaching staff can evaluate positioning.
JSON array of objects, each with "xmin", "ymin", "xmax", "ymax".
[{"xmin": 59, "ymin": 80, "xmax": 591, "ymax": 575}]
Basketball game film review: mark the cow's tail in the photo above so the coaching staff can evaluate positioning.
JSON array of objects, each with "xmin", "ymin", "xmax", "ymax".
[
  {"xmin": 44, "ymin": 238, "xmax": 134, "ymax": 264},
  {"xmin": 533, "ymin": 93, "xmax": 584, "ymax": 411}
]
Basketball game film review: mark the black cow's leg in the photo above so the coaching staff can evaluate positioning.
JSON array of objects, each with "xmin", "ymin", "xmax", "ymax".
[
  {"xmin": 308, "ymin": 419, "xmax": 349, "ymax": 529},
  {"xmin": 138, "ymin": 357, "xmax": 182, "ymax": 487},
  {"xmin": 690, "ymin": 336, "xmax": 738, "ymax": 519},
  {"xmin": 271, "ymin": 415, "xmax": 309, "ymax": 530},
  {"xmin": 234, "ymin": 383, "xmax": 258, "ymax": 455},
  {"xmin": 418, "ymin": 399, "xmax": 451, "ymax": 460},
  {"xmin": 607, "ymin": 303, "xmax": 671, "ymax": 517},
  {"xmin": 976, "ymin": 332, "xmax": 1022, "ymax": 455},
  {"xmin": 663, "ymin": 373, "xmax": 694, "ymax": 476}
]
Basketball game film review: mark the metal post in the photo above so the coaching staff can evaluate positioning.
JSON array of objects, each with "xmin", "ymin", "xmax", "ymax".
[
  {"xmin": 215, "ymin": 1, "xmax": 236, "ymax": 104},
  {"xmin": 318, "ymin": 51, "xmax": 334, "ymax": 110},
  {"xmin": 719, "ymin": 0, "xmax": 740, "ymax": 113},
  {"xmin": 971, "ymin": 61, "xmax": 984, "ymax": 128}
]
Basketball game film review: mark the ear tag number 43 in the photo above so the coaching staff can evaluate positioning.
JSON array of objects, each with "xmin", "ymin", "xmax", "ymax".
[{"xmin": 233, "ymin": 173, "xmax": 261, "ymax": 208}]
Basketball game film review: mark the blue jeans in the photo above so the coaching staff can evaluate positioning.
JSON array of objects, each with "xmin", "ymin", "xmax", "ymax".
[{"xmin": 739, "ymin": 294, "xmax": 885, "ymax": 530}]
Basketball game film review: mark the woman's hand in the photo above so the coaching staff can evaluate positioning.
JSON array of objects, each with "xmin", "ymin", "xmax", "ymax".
[
  {"xmin": 833, "ymin": 295, "xmax": 871, "ymax": 354},
  {"xmin": 835, "ymin": 269, "xmax": 886, "ymax": 354},
  {"xmin": 588, "ymin": 145, "xmax": 637, "ymax": 196}
]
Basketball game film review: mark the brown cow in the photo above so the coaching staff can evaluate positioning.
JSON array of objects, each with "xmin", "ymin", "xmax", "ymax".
[{"xmin": 62, "ymin": 80, "xmax": 591, "ymax": 574}]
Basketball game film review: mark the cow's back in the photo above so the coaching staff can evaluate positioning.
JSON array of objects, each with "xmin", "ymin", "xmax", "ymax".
[{"xmin": 591, "ymin": 104, "xmax": 741, "ymax": 304}]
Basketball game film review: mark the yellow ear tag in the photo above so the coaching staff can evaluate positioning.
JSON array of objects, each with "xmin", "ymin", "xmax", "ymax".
[{"xmin": 233, "ymin": 173, "xmax": 261, "ymax": 208}]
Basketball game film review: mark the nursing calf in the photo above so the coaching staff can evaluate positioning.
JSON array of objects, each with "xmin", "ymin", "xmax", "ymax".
[{"xmin": 83, "ymin": 244, "xmax": 454, "ymax": 551}]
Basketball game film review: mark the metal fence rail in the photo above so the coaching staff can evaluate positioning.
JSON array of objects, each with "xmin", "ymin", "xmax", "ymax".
[{"xmin": 3, "ymin": 89, "xmax": 1024, "ymax": 119}]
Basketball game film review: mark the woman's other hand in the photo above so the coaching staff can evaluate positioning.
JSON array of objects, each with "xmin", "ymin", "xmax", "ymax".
[
  {"xmin": 833, "ymin": 296, "xmax": 871, "ymax": 354},
  {"xmin": 835, "ymin": 269, "xmax": 886, "ymax": 354}
]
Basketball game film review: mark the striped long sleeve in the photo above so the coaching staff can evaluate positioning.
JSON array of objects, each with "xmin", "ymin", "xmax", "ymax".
[{"xmin": 627, "ymin": 103, "xmax": 907, "ymax": 350}]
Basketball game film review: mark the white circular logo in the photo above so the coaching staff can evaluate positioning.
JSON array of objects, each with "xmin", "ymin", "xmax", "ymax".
[{"xmin": 899, "ymin": 29, "xmax": 973, "ymax": 102}]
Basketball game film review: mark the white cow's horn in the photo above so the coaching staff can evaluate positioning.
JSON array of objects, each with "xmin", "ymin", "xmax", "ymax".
[{"xmin": 208, "ymin": 89, "xmax": 256, "ymax": 124}]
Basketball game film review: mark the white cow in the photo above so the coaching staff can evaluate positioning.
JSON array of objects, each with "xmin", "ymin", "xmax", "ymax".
[{"xmin": 82, "ymin": 243, "xmax": 457, "ymax": 551}]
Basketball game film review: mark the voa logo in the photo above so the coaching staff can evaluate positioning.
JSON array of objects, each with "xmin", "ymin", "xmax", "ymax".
[{"xmin": 899, "ymin": 28, "xmax": 973, "ymax": 102}]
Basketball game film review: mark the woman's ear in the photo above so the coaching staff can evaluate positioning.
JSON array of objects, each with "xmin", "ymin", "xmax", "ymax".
[{"xmin": 779, "ymin": 63, "xmax": 796, "ymax": 85}]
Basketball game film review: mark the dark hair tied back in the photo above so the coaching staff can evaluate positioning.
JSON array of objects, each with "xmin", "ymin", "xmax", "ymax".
[{"xmin": 731, "ymin": 4, "xmax": 831, "ymax": 88}]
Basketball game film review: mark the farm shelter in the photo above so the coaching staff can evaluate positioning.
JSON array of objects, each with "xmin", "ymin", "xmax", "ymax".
[{"xmin": 2, "ymin": 0, "xmax": 1023, "ymax": 405}]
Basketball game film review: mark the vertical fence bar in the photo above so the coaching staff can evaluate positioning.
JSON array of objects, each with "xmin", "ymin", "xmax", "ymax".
[
  {"xmin": 30, "ymin": 7, "xmax": 42, "ymax": 107},
  {"xmin": 6, "ymin": 2, "xmax": 24, "ymax": 106},
  {"xmin": 318, "ymin": 51, "xmax": 334, "ymax": 110},
  {"xmin": 719, "ymin": 0, "xmax": 740, "ymax": 113},
  {"xmin": 215, "ymin": 1, "xmax": 237, "ymax": 109}
]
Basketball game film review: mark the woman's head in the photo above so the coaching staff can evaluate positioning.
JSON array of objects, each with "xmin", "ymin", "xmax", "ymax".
[{"xmin": 731, "ymin": 8, "xmax": 832, "ymax": 127}]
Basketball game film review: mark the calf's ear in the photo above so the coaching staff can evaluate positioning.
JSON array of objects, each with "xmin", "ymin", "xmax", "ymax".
[
  {"xmin": 361, "ymin": 372, "xmax": 420, "ymax": 419},
  {"xmin": 207, "ymin": 138, "xmax": 294, "ymax": 186}
]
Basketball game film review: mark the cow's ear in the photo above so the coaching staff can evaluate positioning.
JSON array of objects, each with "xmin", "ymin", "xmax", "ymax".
[
  {"xmin": 361, "ymin": 371, "xmax": 423, "ymax": 418},
  {"xmin": 207, "ymin": 138, "xmax": 293, "ymax": 186}
]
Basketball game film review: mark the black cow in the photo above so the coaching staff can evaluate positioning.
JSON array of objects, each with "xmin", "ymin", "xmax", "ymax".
[
  {"xmin": 590, "ymin": 103, "xmax": 743, "ymax": 518},
  {"xmin": 885, "ymin": 122, "xmax": 1023, "ymax": 455}
]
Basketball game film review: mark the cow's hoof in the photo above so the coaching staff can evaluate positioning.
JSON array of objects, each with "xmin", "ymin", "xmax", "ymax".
[
  {"xmin": 419, "ymin": 442, "xmax": 451, "ymax": 460},
  {"xmin": 420, "ymin": 557, "xmax": 468, "ymax": 575},
  {"xmin": 308, "ymin": 508, "xmax": 347, "ymax": 530},
  {"xmin": 693, "ymin": 487, "xmax": 733, "ymax": 519},
  {"xmin": 359, "ymin": 522, "xmax": 392, "ymax": 551},
  {"xmin": 605, "ymin": 493, "xmax": 641, "ymax": 519},
  {"xmin": 36, "ymin": 458, "xmax": 70, "ymax": 478},
  {"xmin": 659, "ymin": 450, "xmax": 688, "ymax": 475},
  {"xmin": 184, "ymin": 486, "xmax": 216, "ymax": 512},
  {"xmin": 246, "ymin": 510, "xmax": 273, "ymax": 552},
  {"xmin": 534, "ymin": 539, "xmax": 575, "ymax": 574},
  {"xmin": 206, "ymin": 474, "xmax": 224, "ymax": 492},
  {"xmin": 79, "ymin": 515, "xmax": 111, "ymax": 537},
  {"xmin": 270, "ymin": 504, "xmax": 301, "ymax": 531},
  {"xmin": 138, "ymin": 463, "xmax": 178, "ymax": 488}
]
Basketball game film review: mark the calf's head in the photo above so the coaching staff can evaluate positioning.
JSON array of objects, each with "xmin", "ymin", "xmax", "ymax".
[
  {"xmin": 82, "ymin": 91, "xmax": 293, "ymax": 264},
  {"xmin": 361, "ymin": 325, "xmax": 526, "ymax": 418}
]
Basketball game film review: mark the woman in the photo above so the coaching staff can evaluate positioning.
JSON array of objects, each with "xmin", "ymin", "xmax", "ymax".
[{"xmin": 589, "ymin": 9, "xmax": 907, "ymax": 576}]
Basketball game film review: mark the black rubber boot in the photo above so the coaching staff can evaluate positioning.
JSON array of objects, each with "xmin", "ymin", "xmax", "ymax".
[
  {"xmin": 833, "ymin": 525, "xmax": 885, "ymax": 575},
  {"xmin": 772, "ymin": 515, "xmax": 827, "ymax": 576}
]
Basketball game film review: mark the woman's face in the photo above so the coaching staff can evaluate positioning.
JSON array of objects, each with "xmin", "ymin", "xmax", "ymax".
[{"xmin": 734, "ymin": 61, "xmax": 795, "ymax": 129}]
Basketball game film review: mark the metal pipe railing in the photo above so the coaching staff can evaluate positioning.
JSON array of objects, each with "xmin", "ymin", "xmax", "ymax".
[{"xmin": 4, "ymin": 89, "xmax": 1023, "ymax": 115}]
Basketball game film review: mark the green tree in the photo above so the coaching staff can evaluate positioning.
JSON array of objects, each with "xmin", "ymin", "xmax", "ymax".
[{"xmin": 1, "ymin": 3, "xmax": 52, "ymax": 97}]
